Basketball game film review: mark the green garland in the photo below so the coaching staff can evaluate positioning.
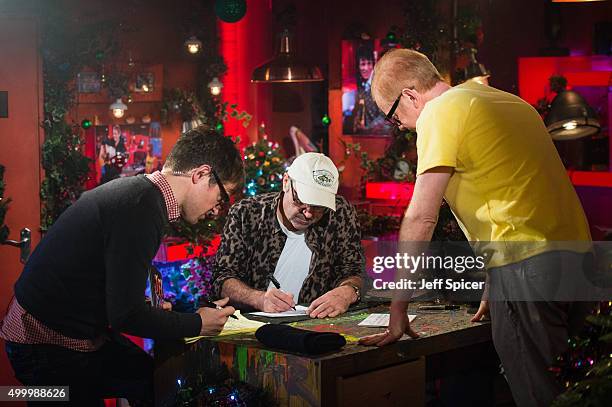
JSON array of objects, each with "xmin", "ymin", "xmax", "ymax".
[
  {"xmin": 0, "ymin": 164, "xmax": 11, "ymax": 243},
  {"xmin": 342, "ymin": 129, "xmax": 465, "ymax": 241},
  {"xmin": 166, "ymin": 217, "xmax": 221, "ymax": 254},
  {"xmin": 40, "ymin": 122, "xmax": 92, "ymax": 229},
  {"xmin": 399, "ymin": 0, "xmax": 450, "ymax": 69},
  {"xmin": 357, "ymin": 209, "xmax": 399, "ymax": 238},
  {"xmin": 39, "ymin": 8, "xmax": 123, "ymax": 229},
  {"xmin": 162, "ymin": 89, "xmax": 207, "ymax": 124},
  {"xmin": 161, "ymin": 89, "xmax": 252, "ymax": 133},
  {"xmin": 390, "ymin": 0, "xmax": 482, "ymax": 72},
  {"xmin": 341, "ymin": 129, "xmax": 417, "ymax": 191}
]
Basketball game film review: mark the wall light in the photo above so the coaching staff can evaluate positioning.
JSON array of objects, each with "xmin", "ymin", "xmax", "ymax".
[
  {"xmin": 109, "ymin": 98, "xmax": 127, "ymax": 119},
  {"xmin": 184, "ymin": 36, "xmax": 202, "ymax": 55},
  {"xmin": 208, "ymin": 77, "xmax": 223, "ymax": 96}
]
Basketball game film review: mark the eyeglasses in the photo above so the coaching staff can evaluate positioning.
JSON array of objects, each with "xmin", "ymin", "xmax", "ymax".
[
  {"xmin": 210, "ymin": 168, "xmax": 230, "ymax": 211},
  {"xmin": 168, "ymin": 167, "xmax": 231, "ymax": 215},
  {"xmin": 290, "ymin": 180, "xmax": 327, "ymax": 215},
  {"xmin": 384, "ymin": 92, "xmax": 403, "ymax": 128}
]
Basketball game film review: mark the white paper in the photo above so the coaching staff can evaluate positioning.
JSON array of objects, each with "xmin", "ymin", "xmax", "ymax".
[
  {"xmin": 249, "ymin": 305, "xmax": 309, "ymax": 318},
  {"xmin": 184, "ymin": 310, "xmax": 267, "ymax": 343},
  {"xmin": 358, "ymin": 313, "xmax": 417, "ymax": 327}
]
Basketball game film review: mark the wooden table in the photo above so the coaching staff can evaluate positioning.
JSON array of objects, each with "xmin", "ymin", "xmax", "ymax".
[{"xmin": 154, "ymin": 303, "xmax": 496, "ymax": 407}]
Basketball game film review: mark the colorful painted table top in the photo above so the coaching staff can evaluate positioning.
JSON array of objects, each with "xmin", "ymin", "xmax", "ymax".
[{"xmin": 202, "ymin": 302, "xmax": 490, "ymax": 359}]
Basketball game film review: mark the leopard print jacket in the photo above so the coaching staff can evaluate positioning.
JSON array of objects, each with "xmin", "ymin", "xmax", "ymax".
[{"xmin": 211, "ymin": 192, "xmax": 365, "ymax": 304}]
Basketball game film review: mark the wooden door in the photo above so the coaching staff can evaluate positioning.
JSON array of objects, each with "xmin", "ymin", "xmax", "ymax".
[{"xmin": 0, "ymin": 14, "xmax": 44, "ymax": 389}]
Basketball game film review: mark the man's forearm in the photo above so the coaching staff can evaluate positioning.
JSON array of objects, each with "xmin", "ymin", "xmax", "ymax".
[
  {"xmin": 393, "ymin": 215, "xmax": 437, "ymax": 304},
  {"xmin": 399, "ymin": 213, "xmax": 437, "ymax": 242},
  {"xmin": 220, "ymin": 278, "xmax": 264, "ymax": 310}
]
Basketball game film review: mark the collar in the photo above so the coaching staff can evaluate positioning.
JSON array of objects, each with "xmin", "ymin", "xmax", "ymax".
[
  {"xmin": 146, "ymin": 171, "xmax": 180, "ymax": 222},
  {"xmin": 271, "ymin": 192, "xmax": 284, "ymax": 234}
]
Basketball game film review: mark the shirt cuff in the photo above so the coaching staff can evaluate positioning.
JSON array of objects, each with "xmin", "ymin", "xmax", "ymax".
[{"xmin": 416, "ymin": 160, "xmax": 457, "ymax": 176}]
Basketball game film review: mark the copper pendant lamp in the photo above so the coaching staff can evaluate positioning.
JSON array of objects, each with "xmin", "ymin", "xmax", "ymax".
[{"xmin": 252, "ymin": 29, "xmax": 323, "ymax": 83}]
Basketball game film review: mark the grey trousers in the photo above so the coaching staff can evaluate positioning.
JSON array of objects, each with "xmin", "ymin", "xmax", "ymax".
[{"xmin": 488, "ymin": 251, "xmax": 595, "ymax": 407}]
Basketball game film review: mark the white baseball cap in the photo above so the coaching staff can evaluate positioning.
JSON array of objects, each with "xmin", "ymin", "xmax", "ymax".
[{"xmin": 287, "ymin": 153, "xmax": 339, "ymax": 211}]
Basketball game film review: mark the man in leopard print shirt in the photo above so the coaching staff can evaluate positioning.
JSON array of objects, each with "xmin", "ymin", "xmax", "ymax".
[{"xmin": 212, "ymin": 153, "xmax": 364, "ymax": 318}]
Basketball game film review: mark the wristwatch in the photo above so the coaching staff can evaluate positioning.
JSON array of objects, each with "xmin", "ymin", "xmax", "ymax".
[{"xmin": 341, "ymin": 283, "xmax": 361, "ymax": 304}]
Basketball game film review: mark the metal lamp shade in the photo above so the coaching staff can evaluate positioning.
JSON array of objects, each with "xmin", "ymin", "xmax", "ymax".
[
  {"xmin": 545, "ymin": 90, "xmax": 600, "ymax": 140},
  {"xmin": 252, "ymin": 30, "xmax": 323, "ymax": 83}
]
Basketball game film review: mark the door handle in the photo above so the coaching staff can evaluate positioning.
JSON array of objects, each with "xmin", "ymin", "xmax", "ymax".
[{"xmin": 2, "ymin": 227, "xmax": 31, "ymax": 263}]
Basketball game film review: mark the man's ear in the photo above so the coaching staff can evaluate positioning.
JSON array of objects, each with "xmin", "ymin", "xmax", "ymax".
[
  {"xmin": 192, "ymin": 164, "xmax": 212, "ymax": 184},
  {"xmin": 282, "ymin": 173, "xmax": 290, "ymax": 192},
  {"xmin": 402, "ymin": 88, "xmax": 421, "ymax": 108}
]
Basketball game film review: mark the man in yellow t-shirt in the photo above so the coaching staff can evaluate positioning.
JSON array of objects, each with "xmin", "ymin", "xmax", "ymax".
[{"xmin": 359, "ymin": 49, "xmax": 592, "ymax": 407}]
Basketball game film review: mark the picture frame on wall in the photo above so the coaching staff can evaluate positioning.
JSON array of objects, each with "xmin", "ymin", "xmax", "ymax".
[
  {"xmin": 341, "ymin": 39, "xmax": 393, "ymax": 137},
  {"xmin": 95, "ymin": 123, "xmax": 163, "ymax": 185},
  {"xmin": 134, "ymin": 72, "xmax": 154, "ymax": 93},
  {"xmin": 77, "ymin": 72, "xmax": 101, "ymax": 93}
]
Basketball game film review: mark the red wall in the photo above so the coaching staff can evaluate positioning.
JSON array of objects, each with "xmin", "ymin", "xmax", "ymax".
[{"xmin": 220, "ymin": 0, "xmax": 274, "ymax": 147}]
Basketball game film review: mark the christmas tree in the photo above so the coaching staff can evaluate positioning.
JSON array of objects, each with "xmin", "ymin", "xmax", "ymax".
[
  {"xmin": 0, "ymin": 164, "xmax": 11, "ymax": 243},
  {"xmin": 243, "ymin": 124, "xmax": 286, "ymax": 196},
  {"xmin": 552, "ymin": 301, "xmax": 612, "ymax": 406}
]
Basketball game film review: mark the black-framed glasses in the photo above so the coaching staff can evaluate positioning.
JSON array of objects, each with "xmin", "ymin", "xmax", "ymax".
[
  {"xmin": 211, "ymin": 168, "xmax": 230, "ymax": 210},
  {"xmin": 290, "ymin": 180, "xmax": 327, "ymax": 215},
  {"xmin": 384, "ymin": 92, "xmax": 403, "ymax": 128}
]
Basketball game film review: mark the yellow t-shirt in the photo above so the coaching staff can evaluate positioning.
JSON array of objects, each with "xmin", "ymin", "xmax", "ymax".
[{"xmin": 416, "ymin": 81, "xmax": 591, "ymax": 267}]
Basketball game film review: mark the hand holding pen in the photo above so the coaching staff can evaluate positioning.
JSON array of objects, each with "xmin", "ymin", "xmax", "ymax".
[
  {"xmin": 262, "ymin": 275, "xmax": 297, "ymax": 312},
  {"xmin": 195, "ymin": 297, "xmax": 237, "ymax": 337},
  {"xmin": 198, "ymin": 297, "xmax": 239, "ymax": 320}
]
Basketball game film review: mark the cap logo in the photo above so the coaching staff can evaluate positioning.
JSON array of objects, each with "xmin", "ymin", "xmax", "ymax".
[{"xmin": 312, "ymin": 170, "xmax": 335, "ymax": 187}]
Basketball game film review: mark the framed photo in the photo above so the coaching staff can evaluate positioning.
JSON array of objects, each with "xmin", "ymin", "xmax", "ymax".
[
  {"xmin": 77, "ymin": 72, "xmax": 101, "ymax": 93},
  {"xmin": 134, "ymin": 72, "xmax": 154, "ymax": 93},
  {"xmin": 94, "ymin": 122, "xmax": 163, "ymax": 185},
  {"xmin": 341, "ymin": 39, "xmax": 393, "ymax": 136}
]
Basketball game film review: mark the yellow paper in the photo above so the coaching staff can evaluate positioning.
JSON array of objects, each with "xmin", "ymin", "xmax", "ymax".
[
  {"xmin": 341, "ymin": 334, "xmax": 360, "ymax": 344},
  {"xmin": 184, "ymin": 310, "xmax": 266, "ymax": 344}
]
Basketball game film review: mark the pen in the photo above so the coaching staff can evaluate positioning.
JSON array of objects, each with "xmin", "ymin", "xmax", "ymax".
[
  {"xmin": 267, "ymin": 275, "xmax": 297, "ymax": 311},
  {"xmin": 418, "ymin": 305, "xmax": 461, "ymax": 311},
  {"xmin": 198, "ymin": 299, "xmax": 239, "ymax": 320}
]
